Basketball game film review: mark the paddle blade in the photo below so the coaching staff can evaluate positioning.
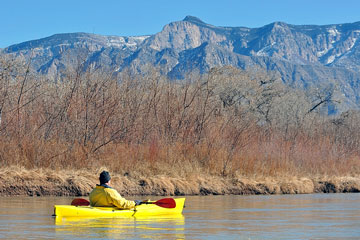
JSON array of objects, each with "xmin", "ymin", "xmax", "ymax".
[
  {"xmin": 154, "ymin": 198, "xmax": 176, "ymax": 208},
  {"xmin": 71, "ymin": 198, "xmax": 90, "ymax": 206}
]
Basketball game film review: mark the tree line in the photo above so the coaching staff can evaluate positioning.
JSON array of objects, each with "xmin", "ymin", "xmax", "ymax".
[{"xmin": 0, "ymin": 55, "xmax": 359, "ymax": 177}]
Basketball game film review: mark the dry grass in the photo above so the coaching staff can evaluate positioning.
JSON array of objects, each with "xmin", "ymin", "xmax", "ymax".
[{"xmin": 1, "ymin": 166, "xmax": 359, "ymax": 196}]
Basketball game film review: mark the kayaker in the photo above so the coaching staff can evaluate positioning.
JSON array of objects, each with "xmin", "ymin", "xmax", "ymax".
[{"xmin": 89, "ymin": 171, "xmax": 141, "ymax": 209}]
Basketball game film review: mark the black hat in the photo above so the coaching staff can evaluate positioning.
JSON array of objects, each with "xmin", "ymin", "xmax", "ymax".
[{"xmin": 99, "ymin": 171, "xmax": 111, "ymax": 184}]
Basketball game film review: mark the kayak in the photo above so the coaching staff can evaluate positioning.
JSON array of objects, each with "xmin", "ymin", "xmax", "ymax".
[{"xmin": 54, "ymin": 198, "xmax": 185, "ymax": 218}]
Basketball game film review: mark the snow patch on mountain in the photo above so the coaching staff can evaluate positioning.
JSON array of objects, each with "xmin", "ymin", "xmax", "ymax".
[
  {"xmin": 256, "ymin": 42, "xmax": 277, "ymax": 56},
  {"xmin": 328, "ymin": 28, "xmax": 340, "ymax": 37}
]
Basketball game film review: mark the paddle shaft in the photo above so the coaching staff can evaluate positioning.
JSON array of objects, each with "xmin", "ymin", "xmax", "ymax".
[{"xmin": 71, "ymin": 197, "xmax": 176, "ymax": 208}]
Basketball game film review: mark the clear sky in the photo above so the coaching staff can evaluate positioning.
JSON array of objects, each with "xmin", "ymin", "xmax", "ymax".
[{"xmin": 1, "ymin": 0, "xmax": 359, "ymax": 48}]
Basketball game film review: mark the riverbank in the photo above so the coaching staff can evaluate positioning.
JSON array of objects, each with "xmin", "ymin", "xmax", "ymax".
[{"xmin": 1, "ymin": 167, "xmax": 359, "ymax": 196}]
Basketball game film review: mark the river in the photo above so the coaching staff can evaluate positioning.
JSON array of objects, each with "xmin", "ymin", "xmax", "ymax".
[{"xmin": 0, "ymin": 194, "xmax": 359, "ymax": 239}]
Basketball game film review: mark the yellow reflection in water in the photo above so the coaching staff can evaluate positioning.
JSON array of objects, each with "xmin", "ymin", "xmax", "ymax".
[{"xmin": 55, "ymin": 214, "xmax": 185, "ymax": 239}]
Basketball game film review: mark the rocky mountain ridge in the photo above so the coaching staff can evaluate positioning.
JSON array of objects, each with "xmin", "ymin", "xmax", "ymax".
[{"xmin": 2, "ymin": 16, "xmax": 360, "ymax": 111}]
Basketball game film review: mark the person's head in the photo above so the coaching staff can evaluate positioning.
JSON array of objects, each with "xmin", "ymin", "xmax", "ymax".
[{"xmin": 99, "ymin": 171, "xmax": 111, "ymax": 185}]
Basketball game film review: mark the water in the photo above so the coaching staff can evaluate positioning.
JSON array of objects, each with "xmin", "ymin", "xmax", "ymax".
[{"xmin": 0, "ymin": 194, "xmax": 359, "ymax": 239}]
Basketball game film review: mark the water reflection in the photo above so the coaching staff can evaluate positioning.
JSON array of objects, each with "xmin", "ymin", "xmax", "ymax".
[
  {"xmin": 55, "ymin": 214, "xmax": 185, "ymax": 239},
  {"xmin": 183, "ymin": 194, "xmax": 360, "ymax": 239}
]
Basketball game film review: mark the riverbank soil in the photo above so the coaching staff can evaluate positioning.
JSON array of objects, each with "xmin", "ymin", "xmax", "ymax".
[{"xmin": 0, "ymin": 167, "xmax": 359, "ymax": 196}]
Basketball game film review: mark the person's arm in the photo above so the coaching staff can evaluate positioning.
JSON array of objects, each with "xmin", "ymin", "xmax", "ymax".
[{"xmin": 106, "ymin": 188, "xmax": 136, "ymax": 209}]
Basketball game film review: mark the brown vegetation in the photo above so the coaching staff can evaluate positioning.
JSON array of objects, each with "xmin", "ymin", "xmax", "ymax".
[
  {"xmin": 1, "ymin": 167, "xmax": 359, "ymax": 196},
  {"xmin": 0, "ymin": 56, "xmax": 360, "ymax": 196}
]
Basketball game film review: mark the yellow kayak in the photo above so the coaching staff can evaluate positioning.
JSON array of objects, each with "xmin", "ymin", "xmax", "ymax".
[{"xmin": 54, "ymin": 198, "xmax": 185, "ymax": 218}]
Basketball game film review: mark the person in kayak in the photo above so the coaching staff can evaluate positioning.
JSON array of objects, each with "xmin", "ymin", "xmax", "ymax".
[{"xmin": 89, "ymin": 171, "xmax": 141, "ymax": 209}]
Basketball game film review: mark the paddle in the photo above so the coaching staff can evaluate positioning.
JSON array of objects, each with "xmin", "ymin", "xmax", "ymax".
[
  {"xmin": 70, "ymin": 197, "xmax": 176, "ymax": 208},
  {"xmin": 71, "ymin": 198, "xmax": 90, "ymax": 206},
  {"xmin": 141, "ymin": 198, "xmax": 176, "ymax": 208}
]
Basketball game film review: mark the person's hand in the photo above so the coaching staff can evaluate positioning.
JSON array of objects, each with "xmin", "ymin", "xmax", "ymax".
[{"xmin": 134, "ymin": 200, "xmax": 142, "ymax": 206}]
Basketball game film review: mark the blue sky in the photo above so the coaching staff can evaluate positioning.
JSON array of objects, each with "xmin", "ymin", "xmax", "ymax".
[{"xmin": 1, "ymin": 0, "xmax": 359, "ymax": 48}]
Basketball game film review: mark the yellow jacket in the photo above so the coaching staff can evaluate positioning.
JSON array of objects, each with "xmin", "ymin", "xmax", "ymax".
[{"xmin": 89, "ymin": 185, "xmax": 136, "ymax": 209}]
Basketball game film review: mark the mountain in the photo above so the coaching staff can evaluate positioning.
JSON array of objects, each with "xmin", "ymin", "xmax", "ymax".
[
  {"xmin": 1, "ymin": 32, "xmax": 150, "ymax": 75},
  {"xmin": 2, "ymin": 16, "xmax": 360, "ymax": 111}
]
